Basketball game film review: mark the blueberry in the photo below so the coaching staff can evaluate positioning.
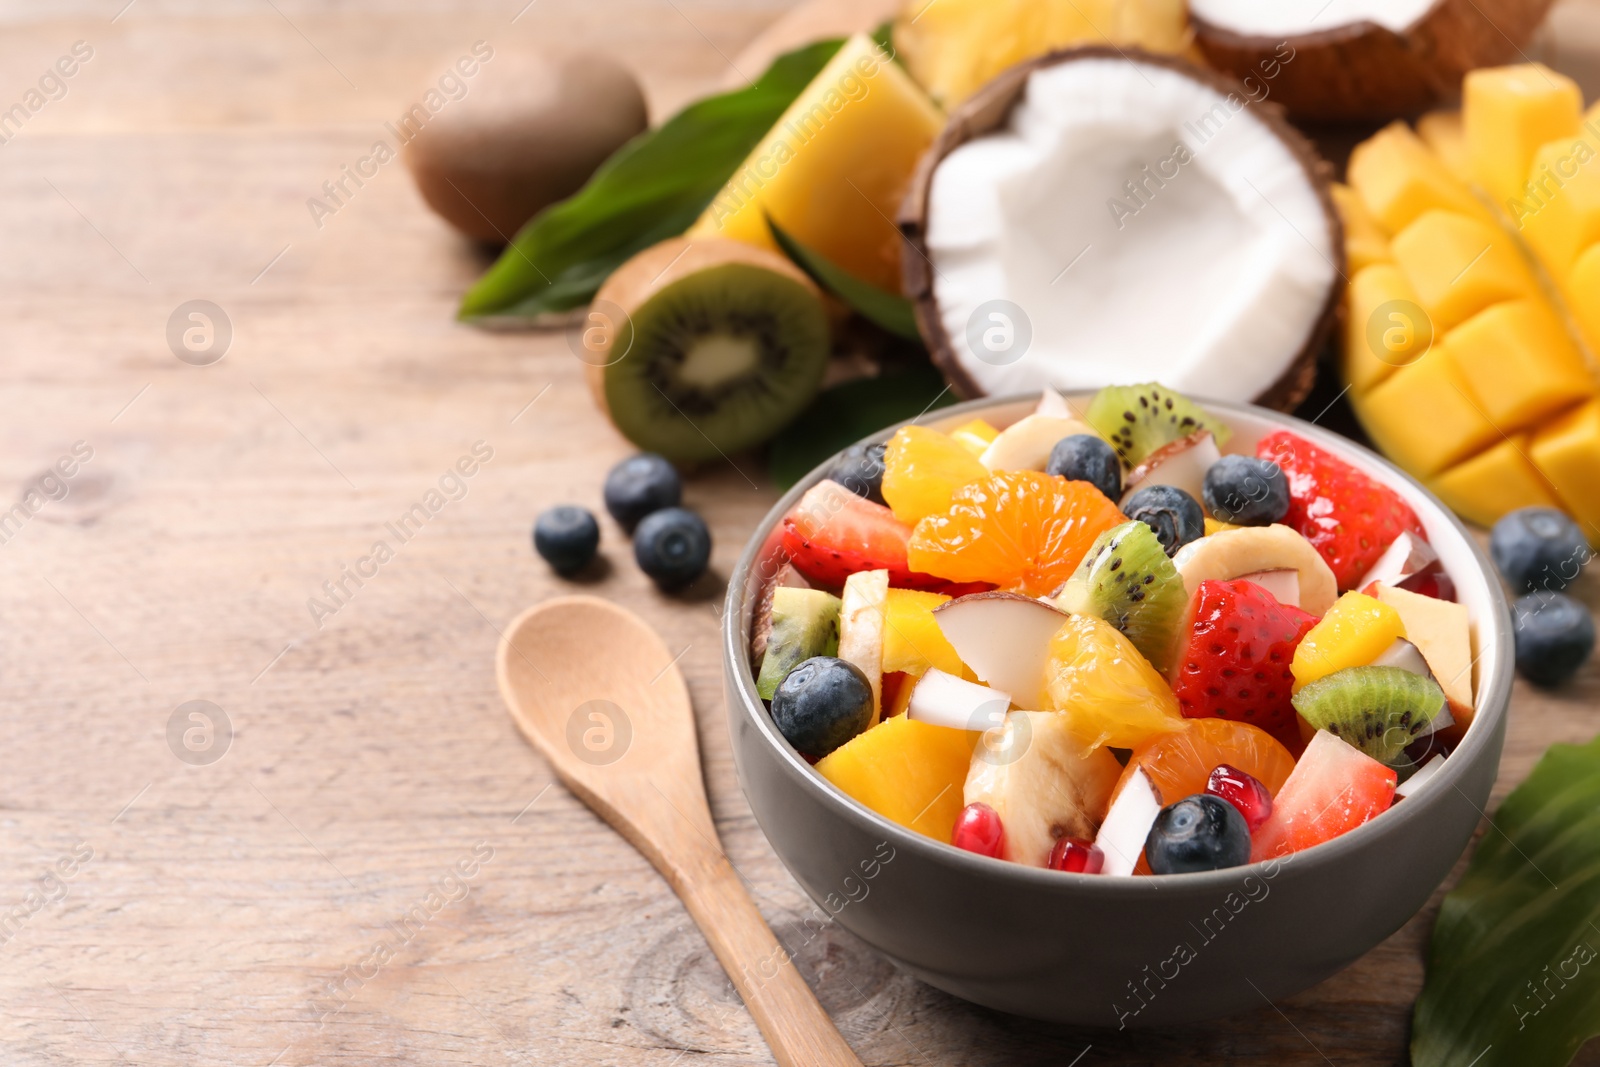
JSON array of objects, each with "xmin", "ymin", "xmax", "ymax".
[
  {"xmin": 1122, "ymin": 485, "xmax": 1205, "ymax": 557},
  {"xmin": 1203, "ymin": 455, "xmax": 1289, "ymax": 526},
  {"xmin": 1491, "ymin": 507, "xmax": 1592, "ymax": 594},
  {"xmin": 1512, "ymin": 592, "xmax": 1595, "ymax": 687},
  {"xmin": 828, "ymin": 442, "xmax": 888, "ymax": 506},
  {"xmin": 533, "ymin": 505, "xmax": 600, "ymax": 576},
  {"xmin": 771, "ymin": 656, "xmax": 874, "ymax": 758},
  {"xmin": 1144, "ymin": 794, "xmax": 1250, "ymax": 875},
  {"xmin": 633, "ymin": 507, "xmax": 711, "ymax": 592},
  {"xmin": 603, "ymin": 453, "xmax": 682, "ymax": 532},
  {"xmin": 1047, "ymin": 434, "xmax": 1122, "ymax": 503}
]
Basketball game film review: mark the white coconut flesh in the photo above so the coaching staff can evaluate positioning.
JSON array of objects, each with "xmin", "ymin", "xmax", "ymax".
[
  {"xmin": 925, "ymin": 57, "xmax": 1336, "ymax": 401},
  {"xmin": 1189, "ymin": 0, "xmax": 1437, "ymax": 37}
]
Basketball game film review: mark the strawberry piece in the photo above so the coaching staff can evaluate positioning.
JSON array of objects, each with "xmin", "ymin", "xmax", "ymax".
[
  {"xmin": 780, "ymin": 482, "xmax": 992, "ymax": 595},
  {"xmin": 1251, "ymin": 731, "xmax": 1397, "ymax": 861},
  {"xmin": 1257, "ymin": 430, "xmax": 1428, "ymax": 591},
  {"xmin": 1171, "ymin": 578, "xmax": 1318, "ymax": 740}
]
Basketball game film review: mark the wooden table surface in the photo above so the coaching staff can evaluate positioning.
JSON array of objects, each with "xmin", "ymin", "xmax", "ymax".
[{"xmin": 1, "ymin": 2, "xmax": 1596, "ymax": 1064}]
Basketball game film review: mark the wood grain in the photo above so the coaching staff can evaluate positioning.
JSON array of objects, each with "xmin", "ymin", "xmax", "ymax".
[{"xmin": 0, "ymin": 1, "xmax": 1593, "ymax": 1065}]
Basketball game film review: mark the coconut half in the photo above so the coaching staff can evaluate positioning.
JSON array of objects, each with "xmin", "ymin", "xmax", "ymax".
[
  {"xmin": 900, "ymin": 49, "xmax": 1341, "ymax": 411},
  {"xmin": 1191, "ymin": 0, "xmax": 1556, "ymax": 121}
]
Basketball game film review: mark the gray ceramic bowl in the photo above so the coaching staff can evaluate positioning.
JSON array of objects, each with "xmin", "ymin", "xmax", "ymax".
[{"xmin": 722, "ymin": 393, "xmax": 1512, "ymax": 1027}]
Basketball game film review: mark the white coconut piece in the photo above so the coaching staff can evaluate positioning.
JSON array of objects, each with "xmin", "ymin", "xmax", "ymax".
[
  {"xmin": 1236, "ymin": 568, "xmax": 1302, "ymax": 608},
  {"xmin": 1355, "ymin": 531, "xmax": 1440, "ymax": 595},
  {"xmin": 1396, "ymin": 754, "xmax": 1447, "ymax": 798},
  {"xmin": 1120, "ymin": 432, "xmax": 1222, "ymax": 507},
  {"xmin": 906, "ymin": 669, "xmax": 1011, "ymax": 732},
  {"xmin": 912, "ymin": 54, "xmax": 1337, "ymax": 407},
  {"xmin": 980, "ymin": 414, "xmax": 1098, "ymax": 472},
  {"xmin": 1093, "ymin": 768, "xmax": 1164, "ymax": 877},
  {"xmin": 932, "ymin": 592, "xmax": 1070, "ymax": 710}
]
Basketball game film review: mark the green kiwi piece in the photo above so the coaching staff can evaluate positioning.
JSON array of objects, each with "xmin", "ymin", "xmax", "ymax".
[
  {"xmin": 1053, "ymin": 521, "xmax": 1185, "ymax": 673},
  {"xmin": 1292, "ymin": 665, "xmax": 1446, "ymax": 766},
  {"xmin": 756, "ymin": 587, "xmax": 842, "ymax": 700},
  {"xmin": 1086, "ymin": 383, "xmax": 1233, "ymax": 466},
  {"xmin": 590, "ymin": 240, "xmax": 831, "ymax": 464}
]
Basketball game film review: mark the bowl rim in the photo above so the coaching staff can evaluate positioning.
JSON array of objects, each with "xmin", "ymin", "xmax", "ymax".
[{"xmin": 722, "ymin": 391, "xmax": 1514, "ymax": 894}]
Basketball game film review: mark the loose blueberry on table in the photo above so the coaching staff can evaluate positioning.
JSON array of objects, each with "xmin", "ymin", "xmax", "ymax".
[
  {"xmin": 634, "ymin": 507, "xmax": 711, "ymax": 592},
  {"xmin": 533, "ymin": 505, "xmax": 600, "ymax": 576},
  {"xmin": 603, "ymin": 452, "xmax": 682, "ymax": 531}
]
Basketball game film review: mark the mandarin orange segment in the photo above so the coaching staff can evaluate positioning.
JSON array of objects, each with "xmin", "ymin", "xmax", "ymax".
[
  {"xmin": 906, "ymin": 471, "xmax": 1122, "ymax": 596},
  {"xmin": 881, "ymin": 425, "xmax": 990, "ymax": 526},
  {"xmin": 1043, "ymin": 614, "xmax": 1186, "ymax": 750},
  {"xmin": 1110, "ymin": 717, "xmax": 1296, "ymax": 809}
]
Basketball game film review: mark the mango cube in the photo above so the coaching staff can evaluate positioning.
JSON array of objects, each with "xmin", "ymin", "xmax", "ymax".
[
  {"xmin": 1531, "ymin": 401, "xmax": 1600, "ymax": 544},
  {"xmin": 1562, "ymin": 242, "xmax": 1600, "ymax": 353},
  {"xmin": 1390, "ymin": 211, "xmax": 1536, "ymax": 330},
  {"xmin": 949, "ymin": 418, "xmax": 1000, "ymax": 458},
  {"xmin": 817, "ymin": 715, "xmax": 976, "ymax": 843},
  {"xmin": 1292, "ymin": 592, "xmax": 1408, "ymax": 693},
  {"xmin": 1333, "ymin": 183, "xmax": 1391, "ymax": 274},
  {"xmin": 1349, "ymin": 123, "xmax": 1487, "ymax": 234},
  {"xmin": 1446, "ymin": 299, "xmax": 1595, "ymax": 427},
  {"xmin": 1517, "ymin": 136, "xmax": 1600, "ymax": 275},
  {"xmin": 1344, "ymin": 264, "xmax": 1427, "ymax": 394},
  {"xmin": 1357, "ymin": 342, "xmax": 1502, "ymax": 477},
  {"xmin": 1417, "ymin": 110, "xmax": 1472, "ymax": 181},
  {"xmin": 690, "ymin": 34, "xmax": 944, "ymax": 293},
  {"xmin": 881, "ymin": 589, "xmax": 963, "ymax": 678},
  {"xmin": 1431, "ymin": 436, "xmax": 1561, "ymax": 529},
  {"xmin": 1466, "ymin": 64, "xmax": 1583, "ymax": 209}
]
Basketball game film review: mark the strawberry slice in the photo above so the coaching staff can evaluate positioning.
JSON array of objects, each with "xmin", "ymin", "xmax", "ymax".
[
  {"xmin": 780, "ymin": 482, "xmax": 991, "ymax": 595},
  {"xmin": 1251, "ymin": 730, "xmax": 1397, "ymax": 861},
  {"xmin": 1171, "ymin": 578, "xmax": 1318, "ymax": 742},
  {"xmin": 1257, "ymin": 430, "xmax": 1428, "ymax": 591}
]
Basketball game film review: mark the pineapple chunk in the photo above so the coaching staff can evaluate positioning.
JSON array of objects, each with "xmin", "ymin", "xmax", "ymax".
[
  {"xmin": 1465, "ymin": 64, "xmax": 1583, "ymax": 210},
  {"xmin": 817, "ymin": 715, "xmax": 976, "ymax": 843},
  {"xmin": 1292, "ymin": 592, "xmax": 1407, "ymax": 693},
  {"xmin": 689, "ymin": 34, "xmax": 943, "ymax": 294}
]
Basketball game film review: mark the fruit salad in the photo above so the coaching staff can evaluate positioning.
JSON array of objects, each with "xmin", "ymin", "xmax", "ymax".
[{"xmin": 751, "ymin": 384, "xmax": 1479, "ymax": 876}]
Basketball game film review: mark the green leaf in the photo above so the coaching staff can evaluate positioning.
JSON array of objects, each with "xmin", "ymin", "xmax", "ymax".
[
  {"xmin": 458, "ymin": 39, "xmax": 845, "ymax": 322},
  {"xmin": 1411, "ymin": 734, "xmax": 1600, "ymax": 1067},
  {"xmin": 768, "ymin": 362, "xmax": 956, "ymax": 488},
  {"xmin": 767, "ymin": 217, "xmax": 922, "ymax": 341}
]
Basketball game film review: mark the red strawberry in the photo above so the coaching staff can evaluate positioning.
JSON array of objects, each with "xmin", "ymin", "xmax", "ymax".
[
  {"xmin": 1171, "ymin": 578, "xmax": 1318, "ymax": 741},
  {"xmin": 780, "ymin": 482, "xmax": 991, "ymax": 595},
  {"xmin": 1257, "ymin": 430, "xmax": 1428, "ymax": 590}
]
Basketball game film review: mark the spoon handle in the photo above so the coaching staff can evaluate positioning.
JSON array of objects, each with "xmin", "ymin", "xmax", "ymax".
[{"xmin": 670, "ymin": 849, "xmax": 866, "ymax": 1067}]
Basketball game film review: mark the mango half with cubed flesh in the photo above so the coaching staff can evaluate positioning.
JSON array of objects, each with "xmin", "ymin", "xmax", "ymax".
[{"xmin": 1338, "ymin": 64, "xmax": 1600, "ymax": 540}]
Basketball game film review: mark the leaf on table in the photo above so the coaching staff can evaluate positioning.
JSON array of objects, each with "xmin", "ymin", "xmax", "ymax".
[
  {"xmin": 767, "ymin": 216, "xmax": 922, "ymax": 341},
  {"xmin": 457, "ymin": 39, "xmax": 844, "ymax": 323},
  {"xmin": 1411, "ymin": 734, "xmax": 1600, "ymax": 1067},
  {"xmin": 768, "ymin": 362, "xmax": 955, "ymax": 488}
]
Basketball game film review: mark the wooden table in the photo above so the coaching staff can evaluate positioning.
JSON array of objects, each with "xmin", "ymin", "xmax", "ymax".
[{"xmin": 0, "ymin": 2, "xmax": 1595, "ymax": 1064}]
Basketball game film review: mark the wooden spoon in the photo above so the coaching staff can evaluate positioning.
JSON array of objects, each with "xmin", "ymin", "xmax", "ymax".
[{"xmin": 496, "ymin": 595, "xmax": 865, "ymax": 1067}]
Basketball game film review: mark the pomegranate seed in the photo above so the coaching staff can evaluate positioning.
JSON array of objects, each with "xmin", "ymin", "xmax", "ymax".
[
  {"xmin": 1048, "ymin": 837, "xmax": 1104, "ymax": 874},
  {"xmin": 1400, "ymin": 564, "xmax": 1456, "ymax": 602},
  {"xmin": 1206, "ymin": 763, "xmax": 1273, "ymax": 832},
  {"xmin": 952, "ymin": 803, "xmax": 1005, "ymax": 859}
]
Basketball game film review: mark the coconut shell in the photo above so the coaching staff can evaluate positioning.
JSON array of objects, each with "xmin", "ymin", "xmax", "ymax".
[
  {"xmin": 1193, "ymin": 0, "xmax": 1557, "ymax": 122},
  {"xmin": 898, "ymin": 46, "xmax": 1343, "ymax": 415}
]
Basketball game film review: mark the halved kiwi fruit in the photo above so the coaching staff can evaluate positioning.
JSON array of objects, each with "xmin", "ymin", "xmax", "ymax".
[
  {"xmin": 1052, "ymin": 521, "xmax": 1185, "ymax": 673},
  {"xmin": 1087, "ymin": 384, "xmax": 1233, "ymax": 467},
  {"xmin": 587, "ymin": 238, "xmax": 830, "ymax": 463},
  {"xmin": 756, "ymin": 587, "xmax": 842, "ymax": 701},
  {"xmin": 1292, "ymin": 665, "xmax": 1446, "ymax": 766}
]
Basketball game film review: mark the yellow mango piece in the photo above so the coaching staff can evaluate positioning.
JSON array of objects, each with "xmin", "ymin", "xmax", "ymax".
[
  {"xmin": 1390, "ymin": 211, "xmax": 1536, "ymax": 330},
  {"xmin": 881, "ymin": 424, "xmax": 989, "ymax": 526},
  {"xmin": 817, "ymin": 715, "xmax": 976, "ymax": 843},
  {"xmin": 690, "ymin": 34, "xmax": 943, "ymax": 293},
  {"xmin": 1418, "ymin": 110, "xmax": 1472, "ymax": 181},
  {"xmin": 1356, "ymin": 342, "xmax": 1502, "ymax": 477},
  {"xmin": 949, "ymin": 418, "xmax": 1000, "ymax": 458},
  {"xmin": 1344, "ymin": 264, "xmax": 1429, "ymax": 394},
  {"xmin": 1561, "ymin": 242, "xmax": 1600, "ymax": 353},
  {"xmin": 882, "ymin": 589, "xmax": 961, "ymax": 677},
  {"xmin": 1466, "ymin": 64, "xmax": 1583, "ymax": 211},
  {"xmin": 1531, "ymin": 401, "xmax": 1600, "ymax": 544},
  {"xmin": 1292, "ymin": 592, "xmax": 1408, "ymax": 692},
  {"xmin": 1349, "ymin": 122, "xmax": 1487, "ymax": 234},
  {"xmin": 1446, "ymin": 299, "xmax": 1595, "ymax": 427},
  {"xmin": 1517, "ymin": 135, "xmax": 1600, "ymax": 276},
  {"xmin": 1204, "ymin": 517, "xmax": 1241, "ymax": 537},
  {"xmin": 1374, "ymin": 585, "xmax": 1476, "ymax": 723},
  {"xmin": 1431, "ymin": 436, "xmax": 1561, "ymax": 529},
  {"xmin": 1333, "ymin": 183, "xmax": 1392, "ymax": 273}
]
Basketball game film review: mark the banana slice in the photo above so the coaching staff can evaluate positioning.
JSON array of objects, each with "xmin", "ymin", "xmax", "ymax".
[{"xmin": 1172, "ymin": 524, "xmax": 1338, "ymax": 616}]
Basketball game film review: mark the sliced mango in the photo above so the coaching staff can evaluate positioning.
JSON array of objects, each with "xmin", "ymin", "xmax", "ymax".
[
  {"xmin": 1389, "ymin": 211, "xmax": 1536, "ymax": 330},
  {"xmin": 816, "ymin": 715, "xmax": 976, "ymax": 843},
  {"xmin": 1563, "ymin": 242, "xmax": 1600, "ymax": 353},
  {"xmin": 1465, "ymin": 64, "xmax": 1583, "ymax": 210},
  {"xmin": 881, "ymin": 589, "xmax": 962, "ymax": 678},
  {"xmin": 1344, "ymin": 263, "xmax": 1428, "ymax": 393},
  {"xmin": 1530, "ymin": 400, "xmax": 1600, "ymax": 543},
  {"xmin": 1446, "ymin": 299, "xmax": 1594, "ymax": 427},
  {"xmin": 1292, "ymin": 592, "xmax": 1408, "ymax": 693},
  {"xmin": 1517, "ymin": 135, "xmax": 1600, "ymax": 276},
  {"xmin": 1348, "ymin": 122, "xmax": 1487, "ymax": 234},
  {"xmin": 1332, "ymin": 183, "xmax": 1391, "ymax": 274},
  {"xmin": 1359, "ymin": 343, "xmax": 1501, "ymax": 477},
  {"xmin": 1418, "ymin": 110, "xmax": 1472, "ymax": 181},
  {"xmin": 1431, "ymin": 436, "xmax": 1561, "ymax": 529},
  {"xmin": 690, "ymin": 34, "xmax": 944, "ymax": 293},
  {"xmin": 949, "ymin": 418, "xmax": 1000, "ymax": 458}
]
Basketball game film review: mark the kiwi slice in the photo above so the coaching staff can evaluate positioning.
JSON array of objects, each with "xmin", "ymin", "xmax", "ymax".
[
  {"xmin": 756, "ymin": 587, "xmax": 842, "ymax": 700},
  {"xmin": 1053, "ymin": 521, "xmax": 1185, "ymax": 673},
  {"xmin": 1086, "ymin": 384, "xmax": 1233, "ymax": 466},
  {"xmin": 1292, "ymin": 665, "xmax": 1446, "ymax": 766},
  {"xmin": 587, "ymin": 238, "xmax": 830, "ymax": 463}
]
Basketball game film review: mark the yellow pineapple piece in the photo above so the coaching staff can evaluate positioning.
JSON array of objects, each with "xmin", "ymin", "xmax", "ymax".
[
  {"xmin": 1446, "ymin": 299, "xmax": 1595, "ymax": 427},
  {"xmin": 1431, "ymin": 436, "xmax": 1560, "ymax": 530},
  {"xmin": 817, "ymin": 715, "xmax": 976, "ymax": 843},
  {"xmin": 881, "ymin": 588, "xmax": 963, "ymax": 678},
  {"xmin": 1389, "ymin": 211, "xmax": 1536, "ymax": 330},
  {"xmin": 949, "ymin": 418, "xmax": 1001, "ymax": 458},
  {"xmin": 1333, "ymin": 183, "xmax": 1391, "ymax": 274},
  {"xmin": 1343, "ymin": 264, "xmax": 1428, "ymax": 394},
  {"xmin": 690, "ymin": 34, "xmax": 943, "ymax": 294},
  {"xmin": 1417, "ymin": 110, "xmax": 1472, "ymax": 181},
  {"xmin": 1466, "ymin": 64, "xmax": 1583, "ymax": 211},
  {"xmin": 1356, "ymin": 342, "xmax": 1501, "ymax": 477},
  {"xmin": 1292, "ymin": 592, "xmax": 1408, "ymax": 693},
  {"xmin": 1530, "ymin": 401, "xmax": 1600, "ymax": 543},
  {"xmin": 1348, "ymin": 122, "xmax": 1487, "ymax": 234}
]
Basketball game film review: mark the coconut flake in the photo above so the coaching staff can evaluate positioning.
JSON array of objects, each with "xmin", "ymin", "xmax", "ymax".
[
  {"xmin": 925, "ymin": 57, "xmax": 1336, "ymax": 403},
  {"xmin": 1190, "ymin": 0, "xmax": 1436, "ymax": 37},
  {"xmin": 1396, "ymin": 754, "xmax": 1447, "ymax": 798},
  {"xmin": 1093, "ymin": 768, "xmax": 1164, "ymax": 877},
  {"xmin": 906, "ymin": 669, "xmax": 1011, "ymax": 732}
]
